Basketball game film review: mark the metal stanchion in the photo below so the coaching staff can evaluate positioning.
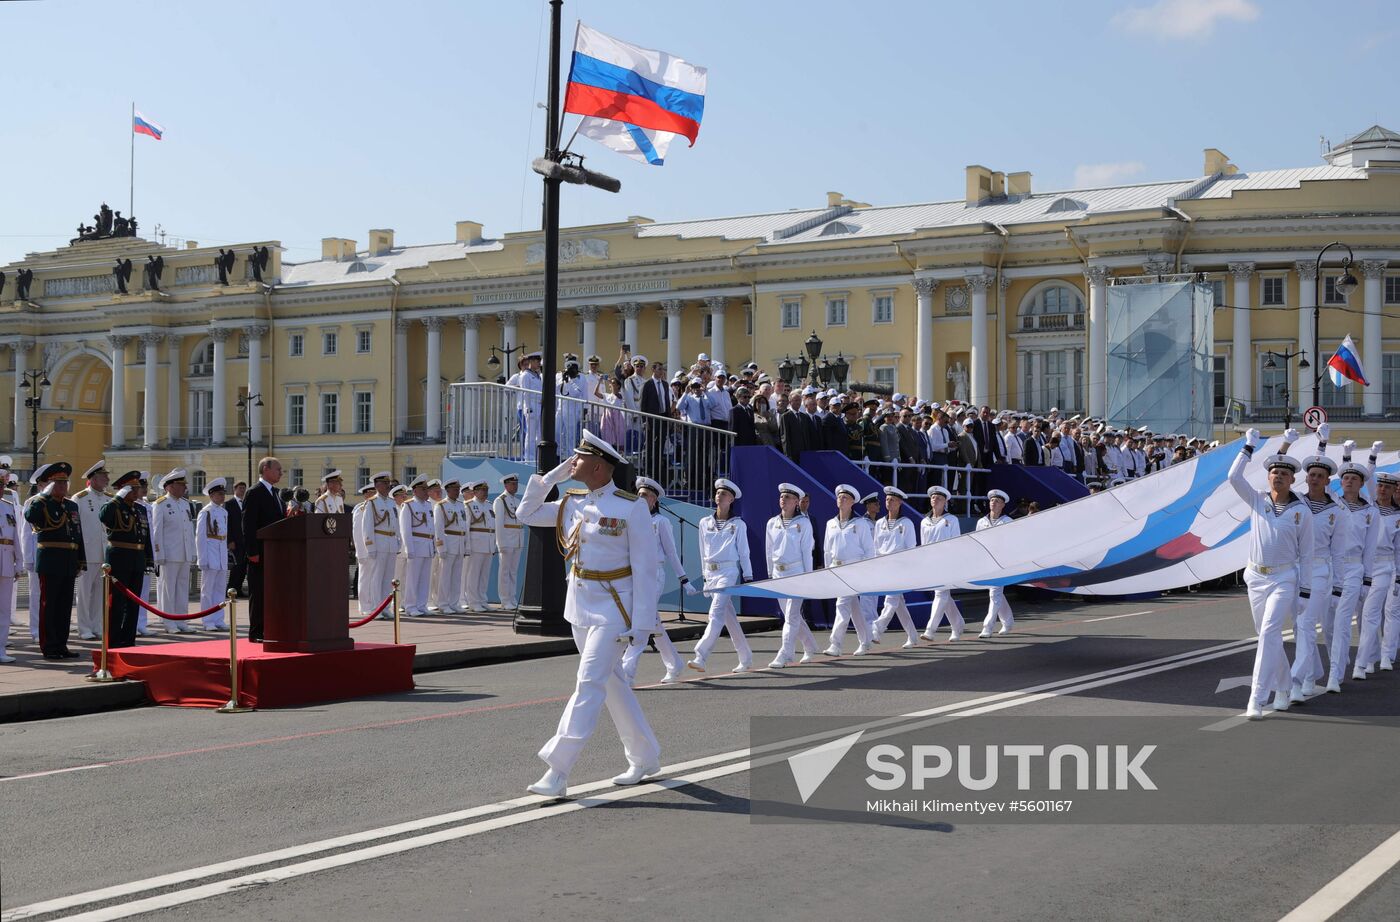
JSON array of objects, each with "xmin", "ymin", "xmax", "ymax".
[
  {"xmin": 87, "ymin": 564, "xmax": 115, "ymax": 683},
  {"xmin": 216, "ymin": 588, "xmax": 252, "ymax": 714},
  {"xmin": 391, "ymin": 578, "xmax": 401, "ymax": 645}
]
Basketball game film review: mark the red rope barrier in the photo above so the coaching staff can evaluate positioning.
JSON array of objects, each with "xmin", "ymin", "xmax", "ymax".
[
  {"xmin": 348, "ymin": 591, "xmax": 397, "ymax": 629},
  {"xmin": 111, "ymin": 579, "xmax": 225, "ymax": 621}
]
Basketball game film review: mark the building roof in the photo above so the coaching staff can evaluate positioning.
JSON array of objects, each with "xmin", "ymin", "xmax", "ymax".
[
  {"xmin": 279, "ymin": 240, "xmax": 502, "ymax": 287},
  {"xmin": 1185, "ymin": 164, "xmax": 1367, "ymax": 199},
  {"xmin": 1341, "ymin": 124, "xmax": 1400, "ymax": 146}
]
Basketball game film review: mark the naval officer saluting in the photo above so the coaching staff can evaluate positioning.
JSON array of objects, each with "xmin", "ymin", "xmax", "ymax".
[{"xmin": 516, "ymin": 430, "xmax": 661, "ymax": 797}]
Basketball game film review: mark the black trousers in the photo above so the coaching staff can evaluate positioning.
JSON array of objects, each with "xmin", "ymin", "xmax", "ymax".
[
  {"xmin": 247, "ymin": 562, "xmax": 265, "ymax": 641},
  {"xmin": 107, "ymin": 557, "xmax": 145, "ymax": 648},
  {"xmin": 229, "ymin": 555, "xmax": 248, "ymax": 597},
  {"xmin": 38, "ymin": 570, "xmax": 78, "ymax": 656}
]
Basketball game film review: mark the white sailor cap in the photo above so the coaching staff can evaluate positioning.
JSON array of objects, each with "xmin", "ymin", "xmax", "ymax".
[
  {"xmin": 442, "ymin": 477, "xmax": 461, "ymax": 488},
  {"xmin": 1263, "ymin": 454, "xmax": 1300, "ymax": 474},
  {"xmin": 205, "ymin": 477, "xmax": 227, "ymax": 494},
  {"xmin": 372, "ymin": 471, "xmax": 393, "ymax": 482},
  {"xmin": 861, "ymin": 491, "xmax": 880, "ymax": 504},
  {"xmin": 159, "ymin": 468, "xmax": 187, "ymax": 489},
  {"xmin": 502, "ymin": 473, "xmax": 519, "ymax": 482},
  {"xmin": 927, "ymin": 485, "xmax": 951, "ymax": 499},
  {"xmin": 1337, "ymin": 461, "xmax": 1367, "ymax": 480},
  {"xmin": 359, "ymin": 483, "xmax": 376, "ymax": 495},
  {"xmin": 427, "ymin": 478, "xmax": 442, "ymax": 489},
  {"xmin": 777, "ymin": 482, "xmax": 805, "ymax": 500},
  {"xmin": 466, "ymin": 478, "xmax": 488, "ymax": 490},
  {"xmin": 834, "ymin": 483, "xmax": 860, "ymax": 501},
  {"xmin": 635, "ymin": 476, "xmax": 665, "ymax": 498},
  {"xmin": 576, "ymin": 428, "xmax": 626, "ymax": 466},
  {"xmin": 518, "ymin": 350, "xmax": 542, "ymax": 367},
  {"xmin": 883, "ymin": 485, "xmax": 908, "ymax": 500},
  {"xmin": 0, "ymin": 455, "xmax": 11, "ymax": 468},
  {"xmin": 672, "ymin": 370, "xmax": 687, "ymax": 382},
  {"xmin": 1109, "ymin": 477, "xmax": 1127, "ymax": 487},
  {"xmin": 987, "ymin": 489, "xmax": 1010, "ymax": 503},
  {"xmin": 714, "ymin": 477, "xmax": 742, "ymax": 499},
  {"xmin": 139, "ymin": 471, "xmax": 150, "ymax": 483},
  {"xmin": 1303, "ymin": 456, "xmax": 1338, "ymax": 476},
  {"xmin": 697, "ymin": 352, "xmax": 710, "ymax": 362},
  {"xmin": 83, "ymin": 460, "xmax": 107, "ymax": 479},
  {"xmin": 631, "ymin": 354, "xmax": 648, "ymax": 365},
  {"xmin": 321, "ymin": 470, "xmax": 343, "ymax": 484},
  {"xmin": 410, "ymin": 473, "xmax": 431, "ymax": 488},
  {"xmin": 1377, "ymin": 471, "xmax": 1400, "ymax": 486},
  {"xmin": 390, "ymin": 484, "xmax": 409, "ymax": 496}
]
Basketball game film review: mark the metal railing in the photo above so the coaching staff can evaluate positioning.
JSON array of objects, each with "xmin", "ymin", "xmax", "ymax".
[
  {"xmin": 447, "ymin": 382, "xmax": 736, "ymax": 504},
  {"xmin": 854, "ymin": 458, "xmax": 991, "ymax": 511},
  {"xmin": 1020, "ymin": 312, "xmax": 1084, "ymax": 331}
]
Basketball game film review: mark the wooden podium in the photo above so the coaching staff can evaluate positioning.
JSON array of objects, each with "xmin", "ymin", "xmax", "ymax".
[{"xmin": 258, "ymin": 513, "xmax": 354, "ymax": 653}]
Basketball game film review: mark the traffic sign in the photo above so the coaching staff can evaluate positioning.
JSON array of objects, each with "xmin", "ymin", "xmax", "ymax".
[{"xmin": 1303, "ymin": 406, "xmax": 1328, "ymax": 431}]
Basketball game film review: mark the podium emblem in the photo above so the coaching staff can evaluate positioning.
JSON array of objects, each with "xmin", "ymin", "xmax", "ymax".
[{"xmin": 323, "ymin": 516, "xmax": 339, "ymax": 535}]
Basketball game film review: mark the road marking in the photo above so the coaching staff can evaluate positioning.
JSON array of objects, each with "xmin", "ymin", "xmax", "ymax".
[
  {"xmin": 1277, "ymin": 827, "xmax": 1400, "ymax": 921},
  {"xmin": 4, "ymin": 633, "xmax": 1262, "ymax": 922},
  {"xmin": 1215, "ymin": 676, "xmax": 1252, "ymax": 694},
  {"xmin": 0, "ymin": 764, "xmax": 105, "ymax": 782},
  {"xmin": 1080, "ymin": 610, "xmax": 1154, "ymax": 624}
]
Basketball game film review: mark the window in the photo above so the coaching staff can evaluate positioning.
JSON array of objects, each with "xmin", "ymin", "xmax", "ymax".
[
  {"xmin": 746, "ymin": 304, "xmax": 753, "ymax": 335},
  {"xmin": 659, "ymin": 315, "xmax": 669, "ymax": 341},
  {"xmin": 291, "ymin": 468, "xmax": 304, "ymax": 488},
  {"xmin": 1209, "ymin": 280, "xmax": 1225, "ymax": 307},
  {"xmin": 403, "ymin": 466, "xmax": 417, "ymax": 484},
  {"xmin": 1213, "ymin": 355, "xmax": 1227, "ymax": 411},
  {"xmin": 358, "ymin": 466, "xmax": 371, "ymax": 488},
  {"xmin": 1384, "ymin": 354, "xmax": 1400, "ymax": 408},
  {"xmin": 871, "ymin": 366, "xmax": 896, "ymax": 390},
  {"xmin": 1261, "ymin": 277, "xmax": 1285, "ymax": 306},
  {"xmin": 617, "ymin": 316, "xmax": 626, "ymax": 342},
  {"xmin": 191, "ymin": 470, "xmax": 206, "ymax": 495},
  {"xmin": 1386, "ymin": 277, "xmax": 1400, "ymax": 305},
  {"xmin": 576, "ymin": 319, "xmax": 584, "ymax": 345},
  {"xmin": 189, "ymin": 341, "xmax": 214, "ymax": 376},
  {"xmin": 873, "ymin": 294, "xmax": 893, "ymax": 324},
  {"xmin": 1324, "ymin": 276, "xmax": 1346, "ymax": 304},
  {"xmin": 287, "ymin": 394, "xmax": 305, "ymax": 435},
  {"xmin": 826, "ymin": 297, "xmax": 847, "ymax": 326},
  {"xmin": 189, "ymin": 391, "xmax": 213, "ymax": 439},
  {"xmin": 1072, "ymin": 348, "xmax": 1084, "ymax": 412},
  {"xmin": 1044, "ymin": 350, "xmax": 1068, "ymax": 411},
  {"xmin": 321, "ymin": 392, "xmax": 339, "ymax": 434},
  {"xmin": 1259, "ymin": 355, "xmax": 1287, "ymax": 406},
  {"xmin": 702, "ymin": 313, "xmax": 713, "ymax": 338},
  {"xmin": 356, "ymin": 329, "xmax": 372, "ymax": 353},
  {"xmin": 289, "ymin": 333, "xmax": 304, "ymax": 357},
  {"xmin": 323, "ymin": 331, "xmax": 338, "ymax": 355},
  {"xmin": 1027, "ymin": 284, "xmax": 1084, "ymax": 316},
  {"xmin": 354, "ymin": 391, "xmax": 373, "ymax": 433},
  {"xmin": 781, "ymin": 300, "xmax": 801, "ymax": 329}
]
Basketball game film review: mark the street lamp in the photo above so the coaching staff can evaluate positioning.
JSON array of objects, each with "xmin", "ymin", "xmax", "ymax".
[
  {"xmin": 236, "ymin": 392, "xmax": 263, "ymax": 485},
  {"xmin": 486, "ymin": 341, "xmax": 529, "ymax": 384},
  {"xmin": 18, "ymin": 369, "xmax": 50, "ymax": 474},
  {"xmin": 1263, "ymin": 348, "xmax": 1309, "ymax": 428},
  {"xmin": 1311, "ymin": 242, "xmax": 1360, "ymax": 408},
  {"xmin": 777, "ymin": 355, "xmax": 795, "ymax": 385},
  {"xmin": 816, "ymin": 355, "xmax": 833, "ymax": 386},
  {"xmin": 831, "ymin": 353, "xmax": 850, "ymax": 388}
]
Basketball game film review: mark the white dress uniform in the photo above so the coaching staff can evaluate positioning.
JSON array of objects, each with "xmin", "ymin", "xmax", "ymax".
[
  {"xmin": 195, "ymin": 501, "xmax": 230, "ymax": 629},
  {"xmin": 690, "ymin": 513, "xmax": 754, "ymax": 671},
  {"xmin": 398, "ymin": 495, "xmax": 435, "ymax": 616},
  {"xmin": 518, "ymin": 365, "xmax": 544, "ymax": 462},
  {"xmin": 871, "ymin": 515, "xmax": 920, "ymax": 646},
  {"xmin": 1356, "ymin": 488, "xmax": 1400, "ymax": 676},
  {"xmin": 20, "ymin": 494, "xmax": 40, "ymax": 640},
  {"xmin": 859, "ymin": 514, "xmax": 880, "ymax": 629},
  {"xmin": 494, "ymin": 490, "xmax": 525, "ymax": 609},
  {"xmin": 0, "ymin": 495, "xmax": 19, "ymax": 661},
  {"xmin": 515, "ymin": 463, "xmax": 661, "ymax": 784},
  {"xmin": 152, "ymin": 492, "xmax": 198, "ymax": 632},
  {"xmin": 432, "ymin": 496, "xmax": 468, "ymax": 613},
  {"xmin": 356, "ymin": 491, "xmax": 401, "ymax": 615},
  {"xmin": 975, "ymin": 513, "xmax": 1016, "ymax": 635},
  {"xmin": 766, "ymin": 514, "xmax": 819, "ymax": 665},
  {"xmin": 461, "ymin": 496, "xmax": 496, "ymax": 610},
  {"xmin": 71, "ymin": 484, "xmax": 111, "ymax": 638},
  {"xmin": 312, "ymin": 491, "xmax": 345, "ymax": 514},
  {"xmin": 1294, "ymin": 483, "xmax": 1344, "ymax": 695},
  {"xmin": 824, "ymin": 515, "xmax": 875, "ymax": 654},
  {"xmin": 1327, "ymin": 485, "xmax": 1377, "ymax": 689},
  {"xmin": 620, "ymin": 511, "xmax": 688, "ymax": 685},
  {"xmin": 1228, "ymin": 444, "xmax": 1313, "ymax": 715},
  {"xmin": 920, "ymin": 511, "xmax": 966, "ymax": 640}
]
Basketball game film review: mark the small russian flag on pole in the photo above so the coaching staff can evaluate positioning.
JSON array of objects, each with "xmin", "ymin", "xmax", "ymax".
[
  {"xmin": 1327, "ymin": 334, "xmax": 1369, "ymax": 388},
  {"xmin": 133, "ymin": 111, "xmax": 164, "ymax": 141}
]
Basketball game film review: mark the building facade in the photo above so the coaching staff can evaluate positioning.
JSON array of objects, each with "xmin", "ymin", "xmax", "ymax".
[{"xmin": 3, "ymin": 127, "xmax": 1400, "ymax": 486}]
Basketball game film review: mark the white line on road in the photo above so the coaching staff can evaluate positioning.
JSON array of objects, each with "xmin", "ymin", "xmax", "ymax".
[
  {"xmin": 1080, "ymin": 610, "xmax": 1155, "ymax": 623},
  {"xmin": 1277, "ymin": 827, "xmax": 1400, "ymax": 921},
  {"xmin": 0, "ymin": 765, "xmax": 106, "ymax": 783}
]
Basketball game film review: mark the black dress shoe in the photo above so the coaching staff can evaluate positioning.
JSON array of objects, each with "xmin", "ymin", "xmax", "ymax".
[{"xmin": 248, "ymin": 635, "xmax": 263, "ymax": 643}]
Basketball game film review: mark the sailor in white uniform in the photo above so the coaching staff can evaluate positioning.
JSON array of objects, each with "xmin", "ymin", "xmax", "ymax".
[
  {"xmin": 152, "ymin": 469, "xmax": 198, "ymax": 632},
  {"xmin": 398, "ymin": 474, "xmax": 435, "ymax": 616},
  {"xmin": 1230, "ymin": 430, "xmax": 1313, "ymax": 718},
  {"xmin": 766, "ymin": 483, "xmax": 820, "ymax": 668},
  {"xmin": 195, "ymin": 478, "xmax": 231, "ymax": 630},
  {"xmin": 391, "ymin": 483, "xmax": 410, "ymax": 609},
  {"xmin": 431, "ymin": 479, "xmax": 469, "ymax": 614},
  {"xmin": 871, "ymin": 486, "xmax": 920, "ymax": 648},
  {"xmin": 516, "ymin": 351, "xmax": 544, "ymax": 463},
  {"xmin": 0, "ymin": 478, "xmax": 19, "ymax": 663},
  {"xmin": 493, "ymin": 474, "xmax": 525, "ymax": 609},
  {"xmin": 462, "ymin": 480, "xmax": 497, "ymax": 610},
  {"xmin": 71, "ymin": 460, "xmax": 111, "ymax": 639},
  {"xmin": 350, "ymin": 482, "xmax": 377, "ymax": 612},
  {"xmin": 518, "ymin": 430, "xmax": 661, "ymax": 798},
  {"xmin": 920, "ymin": 485, "xmax": 965, "ymax": 641},
  {"xmin": 1292, "ymin": 441, "xmax": 1343, "ymax": 701},
  {"xmin": 975, "ymin": 489, "xmax": 1015, "ymax": 637},
  {"xmin": 688, "ymin": 479, "xmax": 754, "ymax": 674},
  {"xmin": 312, "ymin": 470, "xmax": 346, "ymax": 514},
  {"xmin": 1356, "ymin": 441, "xmax": 1397, "ymax": 680},
  {"xmin": 823, "ymin": 483, "xmax": 875, "ymax": 657},
  {"xmin": 1324, "ymin": 440, "xmax": 1377, "ymax": 693},
  {"xmin": 621, "ymin": 477, "xmax": 694, "ymax": 686},
  {"xmin": 859, "ymin": 491, "xmax": 882, "ymax": 631}
]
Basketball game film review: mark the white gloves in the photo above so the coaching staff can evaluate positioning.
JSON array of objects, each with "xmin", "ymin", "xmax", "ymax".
[
  {"xmin": 618, "ymin": 629, "xmax": 649, "ymax": 646},
  {"xmin": 683, "ymin": 582, "xmax": 702, "ymax": 596},
  {"xmin": 1317, "ymin": 422, "xmax": 1331, "ymax": 442},
  {"xmin": 1372, "ymin": 440, "xmax": 1385, "ymax": 456},
  {"xmin": 542, "ymin": 457, "xmax": 574, "ymax": 486},
  {"xmin": 1343, "ymin": 439, "xmax": 1356, "ymax": 461},
  {"xmin": 1244, "ymin": 428, "xmax": 1262, "ymax": 449},
  {"xmin": 1282, "ymin": 428, "xmax": 1300, "ymax": 444}
]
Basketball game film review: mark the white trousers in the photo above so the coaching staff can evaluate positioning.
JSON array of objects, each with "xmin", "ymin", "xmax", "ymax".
[
  {"xmin": 394, "ymin": 555, "xmax": 407, "ymax": 608},
  {"xmin": 26, "ymin": 568, "xmax": 40, "ymax": 639},
  {"xmin": 693, "ymin": 566, "xmax": 752, "ymax": 666},
  {"xmin": 1, "ymin": 575, "xmax": 14, "ymax": 650},
  {"xmin": 136, "ymin": 570, "xmax": 152, "ymax": 633},
  {"xmin": 403, "ymin": 556, "xmax": 432, "ymax": 614},
  {"xmin": 1383, "ymin": 582, "xmax": 1400, "ymax": 664},
  {"xmin": 1356, "ymin": 567, "xmax": 1394, "ymax": 670},
  {"xmin": 861, "ymin": 594, "xmax": 878, "ymax": 627},
  {"xmin": 156, "ymin": 562, "xmax": 192, "ymax": 631},
  {"xmin": 428, "ymin": 557, "xmax": 444, "ymax": 610},
  {"xmin": 874, "ymin": 593, "xmax": 918, "ymax": 643},
  {"xmin": 463, "ymin": 553, "xmax": 494, "ymax": 609},
  {"xmin": 1326, "ymin": 560, "xmax": 1365, "ymax": 681},
  {"xmin": 75, "ymin": 562, "xmax": 103, "ymax": 636},
  {"xmin": 522, "ymin": 411, "xmax": 541, "ymax": 463},
  {"xmin": 359, "ymin": 554, "xmax": 396, "ymax": 616},
  {"xmin": 924, "ymin": 588, "xmax": 965, "ymax": 637},
  {"xmin": 539, "ymin": 624, "xmax": 660, "ymax": 776},
  {"xmin": 829, "ymin": 594, "xmax": 872, "ymax": 651},
  {"xmin": 1292, "ymin": 561, "xmax": 1331, "ymax": 687},
  {"xmin": 982, "ymin": 586, "xmax": 1013, "ymax": 633},
  {"xmin": 497, "ymin": 547, "xmax": 523, "ymax": 609},
  {"xmin": 434, "ymin": 554, "xmax": 465, "ymax": 612},
  {"xmin": 1244, "ymin": 566, "xmax": 1297, "ymax": 709},
  {"xmin": 775, "ymin": 596, "xmax": 818, "ymax": 661},
  {"xmin": 621, "ymin": 589, "xmax": 683, "ymax": 683},
  {"xmin": 199, "ymin": 568, "xmax": 229, "ymax": 628}
]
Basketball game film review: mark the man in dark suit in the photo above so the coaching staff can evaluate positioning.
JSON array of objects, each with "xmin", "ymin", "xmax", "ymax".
[
  {"xmin": 778, "ymin": 395, "xmax": 808, "ymax": 464},
  {"xmin": 638, "ymin": 362, "xmax": 671, "ymax": 479},
  {"xmin": 227, "ymin": 481, "xmax": 248, "ymax": 597},
  {"xmin": 241, "ymin": 457, "xmax": 286, "ymax": 643},
  {"xmin": 896, "ymin": 409, "xmax": 925, "ymax": 493},
  {"xmin": 729, "ymin": 387, "xmax": 757, "ymax": 446}
]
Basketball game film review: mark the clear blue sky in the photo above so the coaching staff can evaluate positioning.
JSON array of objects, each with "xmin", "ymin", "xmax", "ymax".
[{"xmin": 1, "ymin": 0, "xmax": 1395, "ymax": 267}]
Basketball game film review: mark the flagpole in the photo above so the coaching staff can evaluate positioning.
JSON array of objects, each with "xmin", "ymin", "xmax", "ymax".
[{"xmin": 129, "ymin": 102, "xmax": 135, "ymax": 218}]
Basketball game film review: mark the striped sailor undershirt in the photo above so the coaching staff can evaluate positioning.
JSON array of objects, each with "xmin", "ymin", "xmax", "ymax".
[{"xmin": 1306, "ymin": 496, "xmax": 1333, "ymax": 514}]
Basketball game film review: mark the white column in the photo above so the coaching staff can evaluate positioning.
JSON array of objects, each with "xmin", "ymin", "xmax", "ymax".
[
  {"xmin": 660, "ymin": 300, "xmax": 684, "ymax": 375},
  {"xmin": 499, "ymin": 310, "xmax": 520, "ymax": 350},
  {"xmin": 166, "ymin": 334, "xmax": 182, "ymax": 443},
  {"xmin": 12, "ymin": 339, "xmax": 32, "ymax": 450},
  {"xmin": 966, "ymin": 273, "xmax": 993, "ymax": 406},
  {"xmin": 618, "ymin": 302, "xmax": 642, "ymax": 354},
  {"xmin": 913, "ymin": 278, "xmax": 937, "ymax": 403},
  {"xmin": 394, "ymin": 318, "xmax": 409, "ymax": 436},
  {"xmin": 107, "ymin": 335, "xmax": 128, "ymax": 448},
  {"xmin": 244, "ymin": 323, "xmax": 267, "ymax": 443},
  {"xmin": 460, "ymin": 314, "xmax": 481, "ymax": 382},
  {"xmin": 1295, "ymin": 260, "xmax": 1318, "ymax": 411},
  {"xmin": 210, "ymin": 328, "xmax": 228, "ymax": 444},
  {"xmin": 577, "ymin": 305, "xmax": 599, "ymax": 361},
  {"xmin": 1362, "ymin": 260, "xmax": 1388, "ymax": 415},
  {"xmin": 1228, "ymin": 262, "xmax": 1254, "ymax": 413},
  {"xmin": 141, "ymin": 333, "xmax": 162, "ymax": 448},
  {"xmin": 703, "ymin": 297, "xmax": 727, "ymax": 367},
  {"xmin": 997, "ymin": 276, "xmax": 1011, "ymax": 408},
  {"xmin": 1029, "ymin": 349, "xmax": 1043, "ymax": 412},
  {"xmin": 1085, "ymin": 265, "xmax": 1110, "ymax": 418},
  {"xmin": 423, "ymin": 316, "xmax": 443, "ymax": 440}
]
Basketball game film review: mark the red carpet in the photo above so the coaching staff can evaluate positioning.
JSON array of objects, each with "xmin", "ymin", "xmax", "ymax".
[{"xmin": 95, "ymin": 640, "xmax": 416, "ymax": 709}]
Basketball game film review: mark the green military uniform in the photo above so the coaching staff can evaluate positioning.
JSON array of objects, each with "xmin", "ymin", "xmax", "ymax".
[
  {"xmin": 24, "ymin": 463, "xmax": 86, "ymax": 659},
  {"xmin": 101, "ymin": 471, "xmax": 154, "ymax": 648}
]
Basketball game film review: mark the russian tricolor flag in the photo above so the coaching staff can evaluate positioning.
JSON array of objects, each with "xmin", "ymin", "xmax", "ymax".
[
  {"xmin": 1328, "ymin": 334, "xmax": 1369, "ymax": 388},
  {"xmin": 133, "ymin": 111, "xmax": 164, "ymax": 141},
  {"xmin": 563, "ymin": 23, "xmax": 706, "ymax": 166}
]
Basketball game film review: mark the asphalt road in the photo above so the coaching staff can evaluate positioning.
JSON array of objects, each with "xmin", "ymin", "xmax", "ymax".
[{"xmin": 2, "ymin": 587, "xmax": 1399, "ymax": 922}]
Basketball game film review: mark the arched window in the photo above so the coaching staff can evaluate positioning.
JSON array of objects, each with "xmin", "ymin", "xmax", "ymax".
[
  {"xmin": 189, "ymin": 340, "xmax": 215, "ymax": 376},
  {"xmin": 1025, "ymin": 284, "xmax": 1084, "ymax": 316},
  {"xmin": 191, "ymin": 469, "xmax": 207, "ymax": 495},
  {"xmin": 1019, "ymin": 282, "xmax": 1086, "ymax": 332}
]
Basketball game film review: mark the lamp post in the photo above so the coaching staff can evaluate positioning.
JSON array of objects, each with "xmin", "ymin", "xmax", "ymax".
[
  {"xmin": 831, "ymin": 353, "xmax": 850, "ymax": 389},
  {"xmin": 486, "ymin": 342, "xmax": 529, "ymax": 385},
  {"xmin": 1263, "ymin": 348, "xmax": 1309, "ymax": 429},
  {"xmin": 18, "ymin": 369, "xmax": 50, "ymax": 474},
  {"xmin": 1311, "ymin": 243, "xmax": 1359, "ymax": 408},
  {"xmin": 803, "ymin": 331, "xmax": 823, "ymax": 385},
  {"xmin": 777, "ymin": 356, "xmax": 796, "ymax": 386},
  {"xmin": 236, "ymin": 393, "xmax": 263, "ymax": 485}
]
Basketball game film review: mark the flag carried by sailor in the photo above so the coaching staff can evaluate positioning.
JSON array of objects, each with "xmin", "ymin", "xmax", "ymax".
[
  {"xmin": 1327, "ymin": 334, "xmax": 1369, "ymax": 388},
  {"xmin": 563, "ymin": 22, "xmax": 706, "ymax": 166}
]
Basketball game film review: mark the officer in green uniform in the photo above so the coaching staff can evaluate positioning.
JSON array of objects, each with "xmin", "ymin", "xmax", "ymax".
[
  {"xmin": 859, "ymin": 398, "xmax": 884, "ymax": 463},
  {"xmin": 24, "ymin": 462, "xmax": 86, "ymax": 659},
  {"xmin": 100, "ymin": 471, "xmax": 154, "ymax": 648}
]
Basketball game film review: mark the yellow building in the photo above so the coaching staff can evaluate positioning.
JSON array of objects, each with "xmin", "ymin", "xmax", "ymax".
[{"xmin": 3, "ymin": 126, "xmax": 1400, "ymax": 486}]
